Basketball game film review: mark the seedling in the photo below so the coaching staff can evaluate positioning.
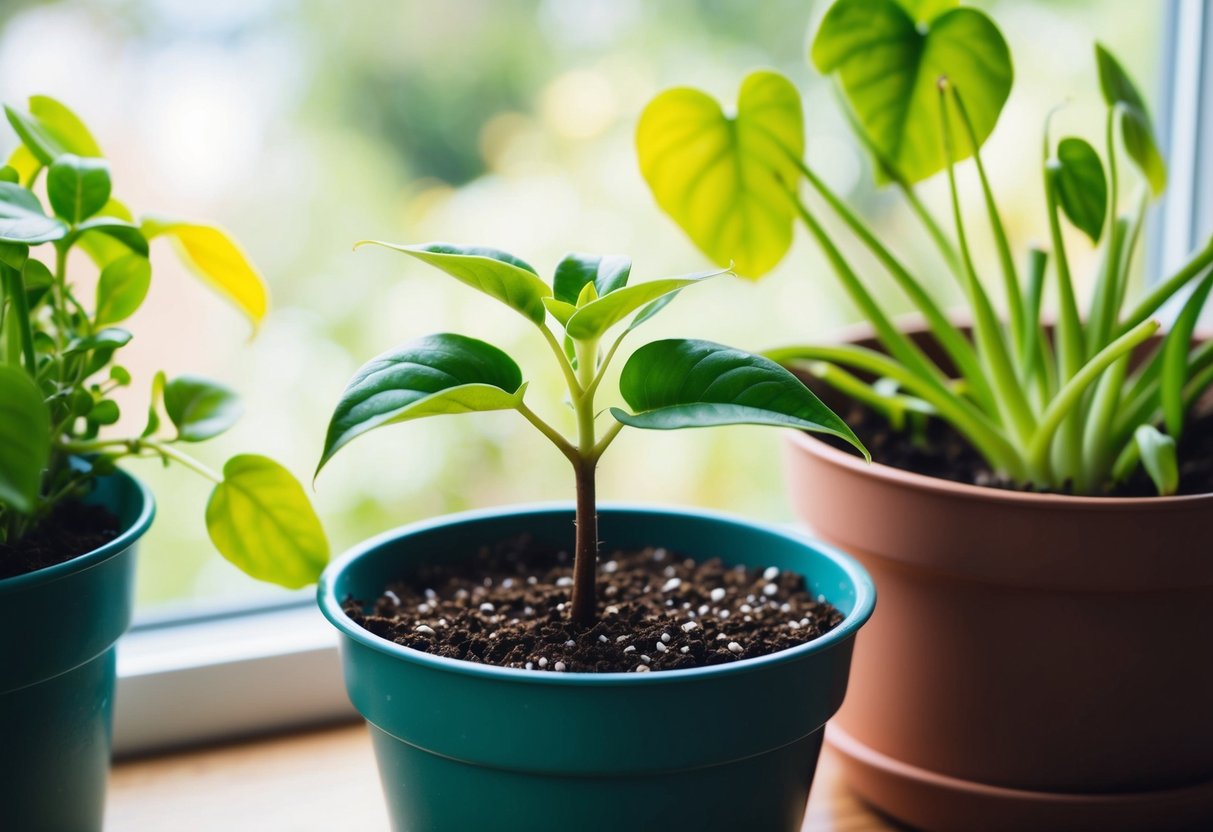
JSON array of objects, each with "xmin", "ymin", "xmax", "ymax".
[
  {"xmin": 0, "ymin": 95, "xmax": 327, "ymax": 586},
  {"xmin": 636, "ymin": 0, "xmax": 1213, "ymax": 495},
  {"xmin": 316, "ymin": 243, "xmax": 866, "ymax": 624}
]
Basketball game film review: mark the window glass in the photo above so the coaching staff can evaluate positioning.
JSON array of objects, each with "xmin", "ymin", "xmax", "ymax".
[{"xmin": 0, "ymin": 0, "xmax": 1164, "ymax": 610}]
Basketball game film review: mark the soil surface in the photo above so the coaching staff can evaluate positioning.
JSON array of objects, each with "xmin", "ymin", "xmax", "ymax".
[
  {"xmin": 0, "ymin": 501, "xmax": 121, "ymax": 581},
  {"xmin": 344, "ymin": 535, "xmax": 844, "ymax": 673},
  {"xmin": 820, "ymin": 403, "xmax": 1213, "ymax": 497}
]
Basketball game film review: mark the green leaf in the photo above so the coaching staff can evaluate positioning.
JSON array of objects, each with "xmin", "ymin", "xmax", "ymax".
[
  {"xmin": 542, "ymin": 297, "xmax": 578, "ymax": 326},
  {"xmin": 164, "ymin": 374, "xmax": 243, "ymax": 442},
  {"xmin": 0, "ymin": 241, "xmax": 28, "ymax": 270},
  {"xmin": 564, "ymin": 269, "xmax": 725, "ymax": 340},
  {"xmin": 89, "ymin": 399, "xmax": 120, "ymax": 426},
  {"xmin": 356, "ymin": 241, "xmax": 551, "ymax": 325},
  {"xmin": 65, "ymin": 326, "xmax": 132, "ymax": 355},
  {"xmin": 553, "ymin": 253, "xmax": 631, "ymax": 304},
  {"xmin": 636, "ymin": 69, "xmax": 804, "ymax": 278},
  {"xmin": 4, "ymin": 96, "xmax": 101, "ymax": 166},
  {"xmin": 812, "ymin": 0, "xmax": 1012, "ymax": 184},
  {"xmin": 207, "ymin": 454, "xmax": 329, "ymax": 589},
  {"xmin": 47, "ymin": 154, "xmax": 111, "ymax": 224},
  {"xmin": 1134, "ymin": 425, "xmax": 1178, "ymax": 496},
  {"xmin": 95, "ymin": 253, "xmax": 152, "ymax": 324},
  {"xmin": 1054, "ymin": 137, "xmax": 1107, "ymax": 244},
  {"xmin": 1095, "ymin": 44, "xmax": 1167, "ymax": 197},
  {"xmin": 611, "ymin": 338, "xmax": 868, "ymax": 457},
  {"xmin": 143, "ymin": 370, "xmax": 166, "ymax": 438},
  {"xmin": 0, "ymin": 365, "xmax": 49, "ymax": 512},
  {"xmin": 897, "ymin": 0, "xmax": 957, "ymax": 23},
  {"xmin": 0, "ymin": 166, "xmax": 17, "ymax": 184},
  {"xmin": 70, "ymin": 216, "xmax": 148, "ymax": 258},
  {"xmin": 1160, "ymin": 271, "xmax": 1213, "ymax": 437},
  {"xmin": 0, "ymin": 182, "xmax": 69, "ymax": 244},
  {"xmin": 142, "ymin": 217, "xmax": 268, "ymax": 329},
  {"xmin": 318, "ymin": 333, "xmax": 526, "ymax": 475}
]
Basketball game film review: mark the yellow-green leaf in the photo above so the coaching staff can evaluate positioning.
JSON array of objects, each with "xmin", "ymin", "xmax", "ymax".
[
  {"xmin": 637, "ymin": 69, "xmax": 804, "ymax": 279},
  {"xmin": 0, "ymin": 365, "xmax": 49, "ymax": 512},
  {"xmin": 207, "ymin": 455, "xmax": 329, "ymax": 588}
]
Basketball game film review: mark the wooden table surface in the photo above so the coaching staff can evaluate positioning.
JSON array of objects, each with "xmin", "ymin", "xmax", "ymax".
[{"xmin": 107, "ymin": 722, "xmax": 897, "ymax": 831}]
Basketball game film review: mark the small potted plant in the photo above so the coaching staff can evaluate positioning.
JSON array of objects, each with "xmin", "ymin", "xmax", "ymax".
[
  {"xmin": 636, "ymin": 1, "xmax": 1213, "ymax": 830},
  {"xmin": 0, "ymin": 96, "xmax": 327, "ymax": 831},
  {"xmin": 315, "ymin": 242, "xmax": 876, "ymax": 831}
]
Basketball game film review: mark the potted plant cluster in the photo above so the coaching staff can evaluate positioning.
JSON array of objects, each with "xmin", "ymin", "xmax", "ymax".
[
  {"xmin": 0, "ymin": 96, "xmax": 327, "ymax": 832},
  {"xmin": 637, "ymin": 1, "xmax": 1213, "ymax": 830},
  {"xmin": 315, "ymin": 242, "xmax": 876, "ymax": 831}
]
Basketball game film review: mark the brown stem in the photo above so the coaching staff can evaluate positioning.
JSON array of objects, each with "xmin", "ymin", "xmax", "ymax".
[{"xmin": 568, "ymin": 457, "xmax": 598, "ymax": 626}]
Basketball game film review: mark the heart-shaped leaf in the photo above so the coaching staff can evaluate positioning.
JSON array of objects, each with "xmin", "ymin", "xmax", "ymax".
[
  {"xmin": 318, "ymin": 333, "xmax": 526, "ymax": 474},
  {"xmin": 164, "ymin": 374, "xmax": 243, "ymax": 442},
  {"xmin": 1134, "ymin": 425, "xmax": 1178, "ymax": 496},
  {"xmin": 1054, "ymin": 137, "xmax": 1107, "ymax": 244},
  {"xmin": 47, "ymin": 154, "xmax": 111, "ymax": 224},
  {"xmin": 142, "ymin": 217, "xmax": 268, "ymax": 329},
  {"xmin": 812, "ymin": 0, "xmax": 1012, "ymax": 184},
  {"xmin": 0, "ymin": 182, "xmax": 69, "ymax": 244},
  {"xmin": 564, "ymin": 269, "xmax": 725, "ymax": 340},
  {"xmin": 357, "ymin": 241, "xmax": 551, "ymax": 325},
  {"xmin": 637, "ymin": 70, "xmax": 804, "ymax": 278},
  {"xmin": 611, "ymin": 338, "xmax": 868, "ymax": 457},
  {"xmin": 95, "ymin": 253, "xmax": 152, "ymax": 325},
  {"xmin": 1095, "ymin": 44, "xmax": 1166, "ymax": 197},
  {"xmin": 553, "ymin": 253, "xmax": 631, "ymax": 304},
  {"xmin": 0, "ymin": 365, "xmax": 49, "ymax": 512},
  {"xmin": 207, "ymin": 454, "xmax": 329, "ymax": 588}
]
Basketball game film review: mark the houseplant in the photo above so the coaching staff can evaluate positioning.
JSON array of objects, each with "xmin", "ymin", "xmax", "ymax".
[
  {"xmin": 0, "ymin": 96, "xmax": 327, "ymax": 831},
  {"xmin": 315, "ymin": 242, "xmax": 876, "ymax": 831},
  {"xmin": 636, "ymin": 1, "xmax": 1213, "ymax": 829}
]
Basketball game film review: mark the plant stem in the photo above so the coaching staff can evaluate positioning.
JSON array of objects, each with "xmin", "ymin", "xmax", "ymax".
[
  {"xmin": 567, "ymin": 336, "xmax": 601, "ymax": 626},
  {"xmin": 898, "ymin": 181, "xmax": 964, "ymax": 282},
  {"xmin": 517, "ymin": 401, "xmax": 577, "ymax": 462},
  {"xmin": 1117, "ymin": 236, "xmax": 1213, "ymax": 337},
  {"xmin": 539, "ymin": 325, "xmax": 583, "ymax": 399},
  {"xmin": 1, "ymin": 265, "xmax": 36, "ymax": 374}
]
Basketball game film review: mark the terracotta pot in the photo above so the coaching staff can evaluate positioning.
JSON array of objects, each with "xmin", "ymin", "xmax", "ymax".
[{"xmin": 782, "ymin": 325, "xmax": 1213, "ymax": 832}]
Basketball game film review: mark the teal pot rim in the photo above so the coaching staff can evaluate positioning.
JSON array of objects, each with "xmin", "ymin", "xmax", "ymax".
[
  {"xmin": 0, "ymin": 466, "xmax": 155, "ymax": 595},
  {"xmin": 318, "ymin": 502, "xmax": 876, "ymax": 686}
]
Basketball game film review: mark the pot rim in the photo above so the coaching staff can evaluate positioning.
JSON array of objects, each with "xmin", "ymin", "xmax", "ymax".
[
  {"xmin": 0, "ymin": 467, "xmax": 156, "ymax": 594},
  {"xmin": 787, "ymin": 430, "xmax": 1213, "ymax": 510},
  {"xmin": 317, "ymin": 502, "xmax": 876, "ymax": 686}
]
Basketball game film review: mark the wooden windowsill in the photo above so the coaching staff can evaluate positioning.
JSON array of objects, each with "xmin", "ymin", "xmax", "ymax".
[{"xmin": 107, "ymin": 722, "xmax": 897, "ymax": 830}]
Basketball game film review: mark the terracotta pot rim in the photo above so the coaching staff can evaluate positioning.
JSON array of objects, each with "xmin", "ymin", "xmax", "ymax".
[{"xmin": 787, "ymin": 430, "xmax": 1213, "ymax": 511}]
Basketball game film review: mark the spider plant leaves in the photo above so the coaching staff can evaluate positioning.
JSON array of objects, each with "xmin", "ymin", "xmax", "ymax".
[
  {"xmin": 47, "ymin": 154, "xmax": 111, "ymax": 225},
  {"xmin": 94, "ymin": 253, "xmax": 152, "ymax": 325},
  {"xmin": 1134, "ymin": 425, "xmax": 1178, "ymax": 496},
  {"xmin": 142, "ymin": 217, "xmax": 269, "ymax": 330},
  {"xmin": 636, "ymin": 70, "xmax": 804, "ymax": 279},
  {"xmin": 317, "ymin": 333, "xmax": 526, "ymax": 475},
  {"xmin": 811, "ymin": 0, "xmax": 1012, "ymax": 185},
  {"xmin": 564, "ymin": 269, "xmax": 726, "ymax": 340},
  {"xmin": 553, "ymin": 253, "xmax": 631, "ymax": 304},
  {"xmin": 1095, "ymin": 43, "xmax": 1167, "ymax": 197},
  {"xmin": 357, "ymin": 241, "xmax": 551, "ymax": 325},
  {"xmin": 1160, "ymin": 271, "xmax": 1213, "ymax": 437},
  {"xmin": 164, "ymin": 374, "xmax": 243, "ymax": 442},
  {"xmin": 206, "ymin": 454, "xmax": 330, "ymax": 588},
  {"xmin": 611, "ymin": 338, "xmax": 868, "ymax": 457},
  {"xmin": 0, "ymin": 365, "xmax": 49, "ymax": 513},
  {"xmin": 1054, "ymin": 137, "xmax": 1107, "ymax": 244},
  {"xmin": 0, "ymin": 182, "xmax": 68, "ymax": 244}
]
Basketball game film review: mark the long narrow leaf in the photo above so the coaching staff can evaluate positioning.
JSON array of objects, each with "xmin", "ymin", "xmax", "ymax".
[{"xmin": 1160, "ymin": 271, "xmax": 1213, "ymax": 437}]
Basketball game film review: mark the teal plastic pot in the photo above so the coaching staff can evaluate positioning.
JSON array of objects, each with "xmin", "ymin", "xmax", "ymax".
[
  {"xmin": 319, "ymin": 504, "xmax": 875, "ymax": 832},
  {"xmin": 0, "ymin": 470, "xmax": 154, "ymax": 832}
]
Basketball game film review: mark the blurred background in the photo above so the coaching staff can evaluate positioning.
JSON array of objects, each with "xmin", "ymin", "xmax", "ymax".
[{"xmin": 0, "ymin": 0, "xmax": 1163, "ymax": 612}]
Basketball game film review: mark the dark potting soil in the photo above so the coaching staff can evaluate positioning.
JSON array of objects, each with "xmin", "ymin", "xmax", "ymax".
[
  {"xmin": 0, "ymin": 501, "xmax": 121, "ymax": 581},
  {"xmin": 819, "ymin": 402, "xmax": 1213, "ymax": 497},
  {"xmin": 343, "ymin": 536, "xmax": 844, "ymax": 674}
]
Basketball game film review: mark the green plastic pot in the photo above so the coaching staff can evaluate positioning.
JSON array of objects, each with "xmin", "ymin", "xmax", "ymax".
[
  {"xmin": 0, "ymin": 470, "xmax": 154, "ymax": 832},
  {"xmin": 319, "ymin": 504, "xmax": 875, "ymax": 832}
]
